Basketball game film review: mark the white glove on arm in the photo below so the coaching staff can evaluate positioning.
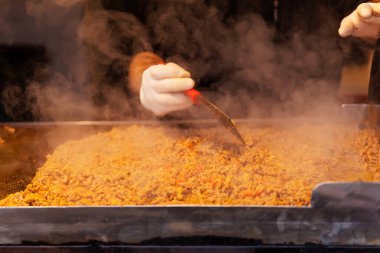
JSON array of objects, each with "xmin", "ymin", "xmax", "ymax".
[
  {"xmin": 339, "ymin": 3, "xmax": 380, "ymax": 39},
  {"xmin": 140, "ymin": 63, "xmax": 195, "ymax": 116}
]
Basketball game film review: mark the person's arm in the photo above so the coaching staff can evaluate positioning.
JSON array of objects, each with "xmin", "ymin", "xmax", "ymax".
[
  {"xmin": 339, "ymin": 1, "xmax": 380, "ymax": 40},
  {"xmin": 129, "ymin": 52, "xmax": 164, "ymax": 94},
  {"xmin": 129, "ymin": 52, "xmax": 195, "ymax": 116}
]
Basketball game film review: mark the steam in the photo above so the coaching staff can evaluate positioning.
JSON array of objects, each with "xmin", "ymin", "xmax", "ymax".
[
  {"xmin": 0, "ymin": 0, "xmax": 368, "ymax": 200},
  {"xmin": 147, "ymin": 0, "xmax": 343, "ymax": 119},
  {"xmin": 0, "ymin": 0, "xmax": 347, "ymax": 121}
]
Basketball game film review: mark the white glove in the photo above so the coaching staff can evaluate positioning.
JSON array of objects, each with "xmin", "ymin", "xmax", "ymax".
[
  {"xmin": 339, "ymin": 3, "xmax": 380, "ymax": 39},
  {"xmin": 140, "ymin": 63, "xmax": 195, "ymax": 116}
]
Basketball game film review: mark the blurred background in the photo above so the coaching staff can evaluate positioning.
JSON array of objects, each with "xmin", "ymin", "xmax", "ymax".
[{"xmin": 0, "ymin": 0, "xmax": 373, "ymax": 121}]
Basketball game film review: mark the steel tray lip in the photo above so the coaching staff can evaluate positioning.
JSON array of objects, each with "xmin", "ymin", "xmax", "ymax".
[
  {"xmin": 2, "ymin": 182, "xmax": 376, "ymax": 209},
  {"xmin": 0, "ymin": 204, "xmax": 311, "ymax": 209},
  {"xmin": 0, "ymin": 117, "xmax": 342, "ymax": 127}
]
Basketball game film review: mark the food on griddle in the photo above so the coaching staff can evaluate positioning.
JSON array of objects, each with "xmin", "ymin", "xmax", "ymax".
[
  {"xmin": 0, "ymin": 126, "xmax": 47, "ymax": 199},
  {"xmin": 0, "ymin": 177, "xmax": 31, "ymax": 200},
  {"xmin": 1, "ymin": 124, "xmax": 379, "ymax": 206}
]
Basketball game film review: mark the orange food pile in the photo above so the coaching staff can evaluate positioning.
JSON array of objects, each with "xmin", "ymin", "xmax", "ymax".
[{"xmin": 1, "ymin": 124, "xmax": 379, "ymax": 206}]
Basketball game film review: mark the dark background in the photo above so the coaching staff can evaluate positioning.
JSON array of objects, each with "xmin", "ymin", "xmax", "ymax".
[{"xmin": 0, "ymin": 0, "xmax": 367, "ymax": 121}]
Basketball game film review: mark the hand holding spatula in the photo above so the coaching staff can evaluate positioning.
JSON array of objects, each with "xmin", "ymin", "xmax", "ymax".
[{"xmin": 129, "ymin": 52, "xmax": 245, "ymax": 145}]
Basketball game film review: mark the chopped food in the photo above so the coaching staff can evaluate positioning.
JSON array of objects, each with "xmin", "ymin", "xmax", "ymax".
[{"xmin": 1, "ymin": 124, "xmax": 379, "ymax": 206}]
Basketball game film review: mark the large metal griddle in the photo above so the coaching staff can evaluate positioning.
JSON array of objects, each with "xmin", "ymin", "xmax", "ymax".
[{"xmin": 0, "ymin": 120, "xmax": 379, "ymax": 247}]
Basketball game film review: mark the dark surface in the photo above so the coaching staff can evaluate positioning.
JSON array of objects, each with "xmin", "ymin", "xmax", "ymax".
[
  {"xmin": 1, "ymin": 245, "xmax": 380, "ymax": 253},
  {"xmin": 369, "ymin": 40, "xmax": 380, "ymax": 104},
  {"xmin": 0, "ymin": 0, "xmax": 367, "ymax": 121},
  {"xmin": 0, "ymin": 45, "xmax": 48, "ymax": 121}
]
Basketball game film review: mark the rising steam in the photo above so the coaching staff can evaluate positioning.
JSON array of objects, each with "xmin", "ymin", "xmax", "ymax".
[{"xmin": 0, "ymin": 0, "xmax": 346, "ymax": 121}]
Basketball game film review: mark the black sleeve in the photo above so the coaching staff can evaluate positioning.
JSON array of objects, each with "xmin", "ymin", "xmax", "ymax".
[
  {"xmin": 340, "ymin": 0, "xmax": 367, "ymax": 16},
  {"xmin": 99, "ymin": 0, "xmax": 148, "ymax": 24}
]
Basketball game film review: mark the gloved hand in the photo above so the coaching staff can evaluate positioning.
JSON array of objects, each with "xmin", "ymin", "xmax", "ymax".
[
  {"xmin": 339, "ymin": 3, "xmax": 380, "ymax": 39},
  {"xmin": 140, "ymin": 63, "xmax": 195, "ymax": 116}
]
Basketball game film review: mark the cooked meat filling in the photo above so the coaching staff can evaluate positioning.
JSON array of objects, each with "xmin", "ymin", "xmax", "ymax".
[{"xmin": 1, "ymin": 124, "xmax": 379, "ymax": 206}]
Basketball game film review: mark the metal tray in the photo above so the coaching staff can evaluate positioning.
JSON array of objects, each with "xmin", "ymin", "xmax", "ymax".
[{"xmin": 0, "ymin": 120, "xmax": 379, "ymax": 246}]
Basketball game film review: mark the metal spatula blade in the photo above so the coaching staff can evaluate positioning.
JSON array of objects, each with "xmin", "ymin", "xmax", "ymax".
[{"xmin": 186, "ymin": 89, "xmax": 246, "ymax": 145}]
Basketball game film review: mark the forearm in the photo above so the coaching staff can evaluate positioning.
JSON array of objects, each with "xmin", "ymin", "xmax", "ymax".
[{"xmin": 128, "ymin": 52, "xmax": 163, "ymax": 94}]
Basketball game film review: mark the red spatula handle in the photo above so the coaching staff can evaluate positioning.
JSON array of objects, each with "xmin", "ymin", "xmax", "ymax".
[
  {"xmin": 185, "ymin": 89, "xmax": 201, "ymax": 104},
  {"xmin": 158, "ymin": 62, "xmax": 200, "ymax": 104}
]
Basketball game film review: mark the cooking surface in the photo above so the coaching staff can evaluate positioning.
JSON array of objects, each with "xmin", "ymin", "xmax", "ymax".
[
  {"xmin": 0, "ymin": 121, "xmax": 380, "ymax": 245},
  {"xmin": 0, "ymin": 123, "xmax": 115, "ymax": 199},
  {"xmin": 0, "ymin": 126, "xmax": 46, "ymax": 199},
  {"xmin": 1, "ymin": 120, "xmax": 379, "ymax": 206}
]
